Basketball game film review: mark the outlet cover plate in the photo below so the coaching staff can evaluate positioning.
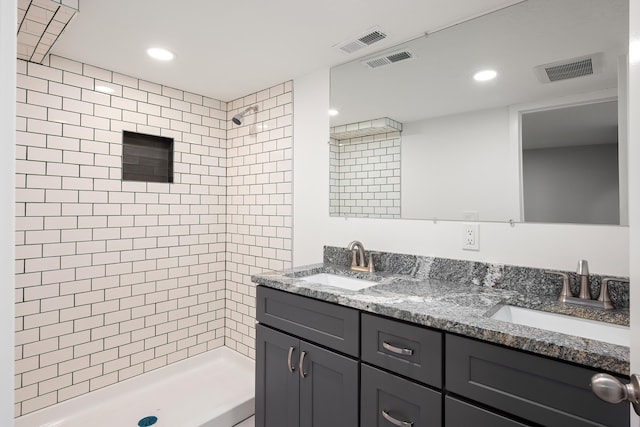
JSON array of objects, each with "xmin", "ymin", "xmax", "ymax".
[{"xmin": 463, "ymin": 223, "xmax": 480, "ymax": 251}]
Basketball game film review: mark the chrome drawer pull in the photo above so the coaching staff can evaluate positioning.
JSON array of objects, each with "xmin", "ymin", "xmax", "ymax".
[
  {"xmin": 287, "ymin": 346, "xmax": 296, "ymax": 373},
  {"xmin": 382, "ymin": 410, "xmax": 413, "ymax": 427},
  {"xmin": 299, "ymin": 351, "xmax": 307, "ymax": 379},
  {"xmin": 382, "ymin": 341, "xmax": 414, "ymax": 356}
]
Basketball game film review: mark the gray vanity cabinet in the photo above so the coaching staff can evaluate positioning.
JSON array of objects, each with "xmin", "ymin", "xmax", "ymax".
[
  {"xmin": 445, "ymin": 334, "xmax": 629, "ymax": 427},
  {"xmin": 255, "ymin": 285, "xmax": 630, "ymax": 427},
  {"xmin": 256, "ymin": 286, "xmax": 359, "ymax": 427}
]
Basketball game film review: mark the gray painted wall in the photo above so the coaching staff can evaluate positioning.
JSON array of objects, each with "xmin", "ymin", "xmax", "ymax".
[{"xmin": 523, "ymin": 144, "xmax": 619, "ymax": 224}]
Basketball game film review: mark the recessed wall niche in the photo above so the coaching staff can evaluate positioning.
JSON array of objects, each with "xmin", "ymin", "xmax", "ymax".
[{"xmin": 122, "ymin": 131, "xmax": 174, "ymax": 183}]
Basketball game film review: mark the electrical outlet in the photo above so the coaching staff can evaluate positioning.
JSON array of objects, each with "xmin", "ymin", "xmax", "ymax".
[{"xmin": 463, "ymin": 223, "xmax": 480, "ymax": 251}]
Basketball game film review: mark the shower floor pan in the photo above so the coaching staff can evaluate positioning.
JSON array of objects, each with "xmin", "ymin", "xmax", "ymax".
[{"xmin": 15, "ymin": 346, "xmax": 255, "ymax": 427}]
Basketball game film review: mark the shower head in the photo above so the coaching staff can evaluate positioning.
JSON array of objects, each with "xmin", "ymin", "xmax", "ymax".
[{"xmin": 232, "ymin": 105, "xmax": 259, "ymax": 126}]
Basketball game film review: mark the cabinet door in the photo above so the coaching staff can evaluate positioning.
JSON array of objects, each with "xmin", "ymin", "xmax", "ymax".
[
  {"xmin": 299, "ymin": 340, "xmax": 359, "ymax": 427},
  {"xmin": 361, "ymin": 364, "xmax": 442, "ymax": 427},
  {"xmin": 256, "ymin": 325, "xmax": 300, "ymax": 427}
]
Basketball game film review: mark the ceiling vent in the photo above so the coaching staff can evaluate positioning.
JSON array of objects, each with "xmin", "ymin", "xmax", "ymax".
[
  {"xmin": 335, "ymin": 26, "xmax": 387, "ymax": 54},
  {"xmin": 362, "ymin": 49, "xmax": 414, "ymax": 69},
  {"xmin": 534, "ymin": 53, "xmax": 603, "ymax": 83}
]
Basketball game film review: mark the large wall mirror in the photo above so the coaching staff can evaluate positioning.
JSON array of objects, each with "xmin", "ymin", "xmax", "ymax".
[{"xmin": 329, "ymin": 0, "xmax": 628, "ymax": 225}]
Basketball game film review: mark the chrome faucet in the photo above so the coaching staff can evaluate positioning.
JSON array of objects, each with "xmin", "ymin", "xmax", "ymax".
[
  {"xmin": 545, "ymin": 259, "xmax": 627, "ymax": 310},
  {"xmin": 347, "ymin": 240, "xmax": 374, "ymax": 273}
]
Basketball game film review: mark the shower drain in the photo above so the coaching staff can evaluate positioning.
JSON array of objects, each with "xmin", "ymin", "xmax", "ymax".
[{"xmin": 138, "ymin": 416, "xmax": 158, "ymax": 426}]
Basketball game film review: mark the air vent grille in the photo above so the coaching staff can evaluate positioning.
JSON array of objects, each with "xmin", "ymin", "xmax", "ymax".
[
  {"xmin": 364, "ymin": 58, "xmax": 391, "ymax": 69},
  {"xmin": 546, "ymin": 58, "xmax": 593, "ymax": 81},
  {"xmin": 336, "ymin": 27, "xmax": 387, "ymax": 54},
  {"xmin": 534, "ymin": 53, "xmax": 602, "ymax": 83},
  {"xmin": 358, "ymin": 30, "xmax": 386, "ymax": 45},
  {"xmin": 362, "ymin": 50, "xmax": 414, "ymax": 69},
  {"xmin": 387, "ymin": 51, "xmax": 412, "ymax": 63}
]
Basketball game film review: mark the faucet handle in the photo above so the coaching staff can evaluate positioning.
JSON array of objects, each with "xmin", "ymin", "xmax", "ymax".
[
  {"xmin": 545, "ymin": 270, "xmax": 572, "ymax": 302},
  {"xmin": 598, "ymin": 277, "xmax": 629, "ymax": 310},
  {"xmin": 367, "ymin": 252, "xmax": 378, "ymax": 273}
]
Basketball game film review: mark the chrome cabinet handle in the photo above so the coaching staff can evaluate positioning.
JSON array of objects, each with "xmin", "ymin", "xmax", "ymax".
[
  {"xmin": 299, "ymin": 351, "xmax": 307, "ymax": 379},
  {"xmin": 287, "ymin": 346, "xmax": 296, "ymax": 373},
  {"xmin": 591, "ymin": 373, "xmax": 640, "ymax": 415},
  {"xmin": 382, "ymin": 341, "xmax": 414, "ymax": 356},
  {"xmin": 382, "ymin": 410, "xmax": 413, "ymax": 427}
]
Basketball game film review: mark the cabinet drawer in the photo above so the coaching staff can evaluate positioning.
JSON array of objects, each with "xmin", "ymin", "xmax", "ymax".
[
  {"xmin": 257, "ymin": 286, "xmax": 359, "ymax": 357},
  {"xmin": 445, "ymin": 396, "xmax": 530, "ymax": 427},
  {"xmin": 361, "ymin": 313, "xmax": 442, "ymax": 387},
  {"xmin": 446, "ymin": 334, "xmax": 629, "ymax": 427},
  {"xmin": 361, "ymin": 363, "xmax": 441, "ymax": 427}
]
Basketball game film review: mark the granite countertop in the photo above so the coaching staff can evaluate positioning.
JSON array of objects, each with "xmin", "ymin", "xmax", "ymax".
[{"xmin": 252, "ymin": 263, "xmax": 630, "ymax": 376}]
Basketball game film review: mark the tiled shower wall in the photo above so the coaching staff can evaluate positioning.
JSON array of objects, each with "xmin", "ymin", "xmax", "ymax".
[
  {"xmin": 329, "ymin": 132, "xmax": 401, "ymax": 218},
  {"xmin": 225, "ymin": 84, "xmax": 293, "ymax": 358},
  {"xmin": 14, "ymin": 54, "xmax": 292, "ymax": 416},
  {"xmin": 15, "ymin": 55, "xmax": 228, "ymax": 416}
]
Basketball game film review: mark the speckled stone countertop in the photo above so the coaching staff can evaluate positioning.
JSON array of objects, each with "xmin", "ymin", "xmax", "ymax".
[{"xmin": 252, "ymin": 250, "xmax": 630, "ymax": 376}]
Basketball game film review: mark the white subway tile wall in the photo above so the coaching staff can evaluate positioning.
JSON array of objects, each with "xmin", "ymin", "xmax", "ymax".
[
  {"xmin": 15, "ymin": 54, "xmax": 292, "ymax": 416},
  {"xmin": 225, "ymin": 85, "xmax": 293, "ymax": 359},
  {"xmin": 17, "ymin": 0, "xmax": 78, "ymax": 63},
  {"xmin": 329, "ymin": 132, "xmax": 401, "ymax": 218}
]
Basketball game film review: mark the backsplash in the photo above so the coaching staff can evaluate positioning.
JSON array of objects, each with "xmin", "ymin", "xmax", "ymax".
[{"xmin": 323, "ymin": 246, "xmax": 630, "ymax": 309}]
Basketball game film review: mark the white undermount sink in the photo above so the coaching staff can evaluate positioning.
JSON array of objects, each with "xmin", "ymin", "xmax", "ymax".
[
  {"xmin": 490, "ymin": 305, "xmax": 629, "ymax": 347},
  {"xmin": 299, "ymin": 273, "xmax": 379, "ymax": 291}
]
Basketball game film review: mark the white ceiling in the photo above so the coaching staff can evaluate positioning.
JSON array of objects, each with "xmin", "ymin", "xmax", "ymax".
[{"xmin": 50, "ymin": 0, "xmax": 524, "ymax": 102}]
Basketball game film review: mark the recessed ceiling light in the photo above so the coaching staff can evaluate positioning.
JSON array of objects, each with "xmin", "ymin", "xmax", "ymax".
[
  {"xmin": 147, "ymin": 47, "xmax": 175, "ymax": 61},
  {"xmin": 473, "ymin": 69, "xmax": 497, "ymax": 81},
  {"xmin": 328, "ymin": 109, "xmax": 339, "ymax": 116},
  {"xmin": 95, "ymin": 85, "xmax": 115, "ymax": 94}
]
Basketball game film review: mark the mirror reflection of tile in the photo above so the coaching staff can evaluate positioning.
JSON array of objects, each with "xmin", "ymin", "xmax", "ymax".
[{"xmin": 330, "ymin": 118, "xmax": 402, "ymax": 219}]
